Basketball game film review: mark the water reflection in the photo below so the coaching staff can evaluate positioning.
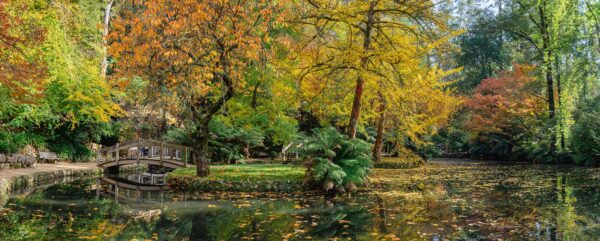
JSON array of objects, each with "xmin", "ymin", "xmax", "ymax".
[
  {"xmin": 99, "ymin": 175, "xmax": 168, "ymax": 206},
  {"xmin": 1, "ymin": 164, "xmax": 600, "ymax": 240}
]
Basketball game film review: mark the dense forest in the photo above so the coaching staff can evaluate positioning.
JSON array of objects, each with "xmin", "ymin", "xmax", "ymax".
[{"xmin": 1, "ymin": 0, "xmax": 598, "ymax": 184}]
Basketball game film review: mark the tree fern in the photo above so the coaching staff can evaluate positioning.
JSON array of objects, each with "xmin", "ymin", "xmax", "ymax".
[{"xmin": 301, "ymin": 127, "xmax": 372, "ymax": 193}]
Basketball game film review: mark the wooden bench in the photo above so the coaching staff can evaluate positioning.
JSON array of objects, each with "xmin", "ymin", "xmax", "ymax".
[{"xmin": 39, "ymin": 151, "xmax": 59, "ymax": 163}]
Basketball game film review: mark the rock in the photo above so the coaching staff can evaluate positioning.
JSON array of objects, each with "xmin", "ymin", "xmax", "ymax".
[{"xmin": 19, "ymin": 145, "xmax": 36, "ymax": 157}]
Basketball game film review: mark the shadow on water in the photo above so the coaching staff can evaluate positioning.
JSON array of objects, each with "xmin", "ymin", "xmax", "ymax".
[{"xmin": 1, "ymin": 163, "xmax": 600, "ymax": 240}]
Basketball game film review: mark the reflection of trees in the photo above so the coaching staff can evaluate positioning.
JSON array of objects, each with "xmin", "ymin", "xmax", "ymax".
[
  {"xmin": 116, "ymin": 169, "xmax": 600, "ymax": 240},
  {"xmin": 376, "ymin": 194, "xmax": 387, "ymax": 233},
  {"xmin": 0, "ymin": 180, "xmax": 125, "ymax": 240},
  {"xmin": 375, "ymin": 190, "xmax": 455, "ymax": 240},
  {"xmin": 190, "ymin": 210, "xmax": 213, "ymax": 240},
  {"xmin": 463, "ymin": 170, "xmax": 600, "ymax": 240},
  {"xmin": 132, "ymin": 200, "xmax": 298, "ymax": 241},
  {"xmin": 308, "ymin": 202, "xmax": 372, "ymax": 240},
  {"xmin": 42, "ymin": 179, "xmax": 99, "ymax": 199},
  {"xmin": 2, "ymin": 183, "xmax": 368, "ymax": 241},
  {"xmin": 5, "ymin": 166, "xmax": 600, "ymax": 240},
  {"xmin": 554, "ymin": 173, "xmax": 600, "ymax": 239},
  {"xmin": 120, "ymin": 198, "xmax": 377, "ymax": 241},
  {"xmin": 371, "ymin": 166, "xmax": 600, "ymax": 240}
]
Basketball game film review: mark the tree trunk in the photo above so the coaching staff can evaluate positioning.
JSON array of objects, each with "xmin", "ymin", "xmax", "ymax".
[
  {"xmin": 545, "ymin": 62, "xmax": 557, "ymax": 152},
  {"xmin": 348, "ymin": 76, "xmax": 365, "ymax": 138},
  {"xmin": 555, "ymin": 58, "xmax": 565, "ymax": 150},
  {"xmin": 539, "ymin": 2, "xmax": 557, "ymax": 155},
  {"xmin": 191, "ymin": 66, "xmax": 235, "ymax": 177},
  {"xmin": 347, "ymin": 1, "xmax": 376, "ymax": 138},
  {"xmin": 372, "ymin": 93, "xmax": 386, "ymax": 162},
  {"xmin": 193, "ymin": 120, "xmax": 211, "ymax": 177},
  {"xmin": 251, "ymin": 82, "xmax": 259, "ymax": 110},
  {"xmin": 101, "ymin": 0, "xmax": 114, "ymax": 79},
  {"xmin": 159, "ymin": 109, "xmax": 167, "ymax": 137}
]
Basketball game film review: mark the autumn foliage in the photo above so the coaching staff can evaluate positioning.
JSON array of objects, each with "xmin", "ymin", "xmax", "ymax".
[
  {"xmin": 292, "ymin": 0, "xmax": 458, "ymax": 139},
  {"xmin": 109, "ymin": 0, "xmax": 283, "ymax": 94},
  {"xmin": 110, "ymin": 0, "xmax": 287, "ymax": 176},
  {"xmin": 466, "ymin": 64, "xmax": 545, "ymax": 136},
  {"xmin": 0, "ymin": 0, "xmax": 598, "ymax": 172},
  {"xmin": 0, "ymin": 1, "xmax": 46, "ymax": 103}
]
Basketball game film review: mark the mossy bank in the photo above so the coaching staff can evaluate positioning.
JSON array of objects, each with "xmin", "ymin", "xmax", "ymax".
[
  {"xmin": 167, "ymin": 164, "xmax": 305, "ymax": 192},
  {"xmin": 0, "ymin": 166, "xmax": 101, "ymax": 207}
]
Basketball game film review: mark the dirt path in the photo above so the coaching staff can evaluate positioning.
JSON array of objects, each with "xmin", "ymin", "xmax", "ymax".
[{"xmin": 0, "ymin": 162, "xmax": 99, "ymax": 180}]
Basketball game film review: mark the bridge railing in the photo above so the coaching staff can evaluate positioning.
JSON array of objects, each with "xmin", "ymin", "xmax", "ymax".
[{"xmin": 96, "ymin": 139, "xmax": 192, "ymax": 167}]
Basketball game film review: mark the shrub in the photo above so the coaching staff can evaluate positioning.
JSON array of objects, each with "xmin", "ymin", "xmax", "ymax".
[
  {"xmin": 468, "ymin": 132, "xmax": 513, "ymax": 160},
  {"xmin": 300, "ymin": 127, "xmax": 372, "ymax": 194},
  {"xmin": 570, "ymin": 96, "xmax": 600, "ymax": 166},
  {"xmin": 0, "ymin": 131, "xmax": 45, "ymax": 153},
  {"xmin": 46, "ymin": 122, "xmax": 116, "ymax": 161},
  {"xmin": 209, "ymin": 120, "xmax": 263, "ymax": 163},
  {"xmin": 162, "ymin": 119, "xmax": 264, "ymax": 163},
  {"xmin": 417, "ymin": 141, "xmax": 443, "ymax": 159}
]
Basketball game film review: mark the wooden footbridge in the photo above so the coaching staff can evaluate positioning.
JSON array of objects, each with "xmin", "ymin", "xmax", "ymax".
[{"xmin": 96, "ymin": 139, "xmax": 192, "ymax": 171}]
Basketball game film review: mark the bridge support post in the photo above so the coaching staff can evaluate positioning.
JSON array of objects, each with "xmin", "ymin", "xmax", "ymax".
[
  {"xmin": 160, "ymin": 142, "xmax": 164, "ymax": 167},
  {"xmin": 115, "ymin": 143, "xmax": 120, "ymax": 166},
  {"xmin": 95, "ymin": 178, "xmax": 100, "ymax": 199},
  {"xmin": 184, "ymin": 147, "xmax": 188, "ymax": 167},
  {"xmin": 114, "ymin": 184, "xmax": 119, "ymax": 203},
  {"xmin": 137, "ymin": 139, "xmax": 141, "ymax": 165}
]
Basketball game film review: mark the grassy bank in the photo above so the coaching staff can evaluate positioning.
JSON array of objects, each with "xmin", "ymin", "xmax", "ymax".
[{"xmin": 167, "ymin": 164, "xmax": 305, "ymax": 192}]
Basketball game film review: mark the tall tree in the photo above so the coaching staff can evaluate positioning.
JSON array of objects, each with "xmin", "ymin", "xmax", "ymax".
[
  {"xmin": 498, "ymin": 0, "xmax": 579, "ymax": 154},
  {"xmin": 110, "ymin": 0, "xmax": 285, "ymax": 176},
  {"xmin": 455, "ymin": 11, "xmax": 509, "ymax": 93},
  {"xmin": 295, "ymin": 0, "xmax": 451, "ymax": 138},
  {"xmin": 375, "ymin": 66, "xmax": 462, "ymax": 161}
]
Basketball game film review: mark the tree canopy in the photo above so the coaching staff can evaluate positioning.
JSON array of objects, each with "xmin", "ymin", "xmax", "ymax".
[{"xmin": 0, "ymin": 0, "xmax": 598, "ymax": 172}]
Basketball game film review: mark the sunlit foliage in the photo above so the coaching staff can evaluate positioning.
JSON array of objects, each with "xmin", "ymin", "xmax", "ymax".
[
  {"xmin": 0, "ymin": 0, "xmax": 120, "ymax": 160},
  {"xmin": 0, "ymin": 1, "xmax": 46, "ymax": 103}
]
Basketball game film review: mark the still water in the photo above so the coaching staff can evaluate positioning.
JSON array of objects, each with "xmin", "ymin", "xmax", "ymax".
[{"xmin": 1, "ymin": 162, "xmax": 599, "ymax": 241}]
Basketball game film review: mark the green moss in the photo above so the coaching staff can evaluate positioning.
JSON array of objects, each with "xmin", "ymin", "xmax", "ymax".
[{"xmin": 167, "ymin": 164, "xmax": 305, "ymax": 192}]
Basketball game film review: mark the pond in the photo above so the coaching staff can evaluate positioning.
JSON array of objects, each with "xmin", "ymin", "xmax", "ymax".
[{"xmin": 1, "ymin": 161, "xmax": 600, "ymax": 241}]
